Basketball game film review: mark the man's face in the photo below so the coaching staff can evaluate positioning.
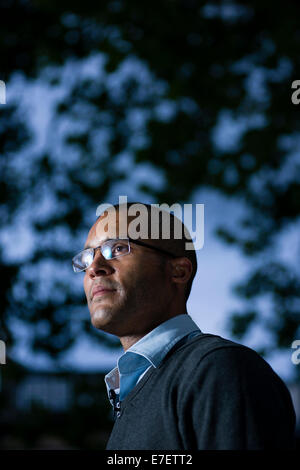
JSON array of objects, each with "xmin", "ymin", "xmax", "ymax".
[{"xmin": 83, "ymin": 209, "xmax": 174, "ymax": 338}]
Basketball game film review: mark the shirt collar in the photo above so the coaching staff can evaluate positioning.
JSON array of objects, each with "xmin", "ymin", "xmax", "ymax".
[
  {"xmin": 105, "ymin": 314, "xmax": 200, "ymax": 391},
  {"xmin": 124, "ymin": 313, "xmax": 200, "ymax": 367}
]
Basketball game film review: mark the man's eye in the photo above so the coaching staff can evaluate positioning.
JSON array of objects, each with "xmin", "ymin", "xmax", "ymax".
[
  {"xmin": 112, "ymin": 244, "xmax": 127, "ymax": 255},
  {"xmin": 82, "ymin": 250, "xmax": 94, "ymax": 265}
]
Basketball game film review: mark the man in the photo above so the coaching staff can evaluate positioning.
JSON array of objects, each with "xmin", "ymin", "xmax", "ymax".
[{"xmin": 72, "ymin": 202, "xmax": 296, "ymax": 450}]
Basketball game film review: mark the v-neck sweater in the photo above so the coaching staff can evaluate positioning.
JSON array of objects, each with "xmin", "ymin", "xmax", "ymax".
[{"xmin": 106, "ymin": 333, "xmax": 296, "ymax": 450}]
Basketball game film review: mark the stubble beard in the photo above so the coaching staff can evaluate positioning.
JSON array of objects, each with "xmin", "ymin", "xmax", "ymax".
[
  {"xmin": 89, "ymin": 287, "xmax": 138, "ymax": 336},
  {"xmin": 90, "ymin": 281, "xmax": 154, "ymax": 337}
]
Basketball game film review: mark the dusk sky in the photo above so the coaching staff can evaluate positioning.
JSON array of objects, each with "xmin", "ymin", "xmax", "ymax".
[{"xmin": 3, "ymin": 53, "xmax": 299, "ymax": 385}]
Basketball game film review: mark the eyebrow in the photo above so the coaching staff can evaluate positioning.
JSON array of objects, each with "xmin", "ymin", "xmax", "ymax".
[
  {"xmin": 83, "ymin": 237, "xmax": 127, "ymax": 250},
  {"xmin": 83, "ymin": 237, "xmax": 111, "ymax": 250},
  {"xmin": 83, "ymin": 237, "xmax": 177, "ymax": 258}
]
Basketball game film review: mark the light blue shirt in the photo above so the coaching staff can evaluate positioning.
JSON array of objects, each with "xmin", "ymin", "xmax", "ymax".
[{"xmin": 104, "ymin": 314, "xmax": 201, "ymax": 407}]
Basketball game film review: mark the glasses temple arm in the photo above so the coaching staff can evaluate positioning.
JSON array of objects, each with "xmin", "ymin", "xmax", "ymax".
[{"xmin": 128, "ymin": 238, "xmax": 177, "ymax": 258}]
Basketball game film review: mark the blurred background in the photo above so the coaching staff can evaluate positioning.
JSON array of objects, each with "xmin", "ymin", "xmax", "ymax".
[{"xmin": 0, "ymin": 0, "xmax": 300, "ymax": 449}]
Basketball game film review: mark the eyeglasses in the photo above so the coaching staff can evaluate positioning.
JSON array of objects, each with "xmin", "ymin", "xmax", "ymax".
[{"xmin": 72, "ymin": 237, "xmax": 177, "ymax": 273}]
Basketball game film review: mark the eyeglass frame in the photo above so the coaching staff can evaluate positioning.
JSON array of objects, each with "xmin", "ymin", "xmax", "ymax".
[{"xmin": 72, "ymin": 237, "xmax": 177, "ymax": 273}]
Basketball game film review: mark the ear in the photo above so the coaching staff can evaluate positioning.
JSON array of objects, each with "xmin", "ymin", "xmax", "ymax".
[{"xmin": 169, "ymin": 257, "xmax": 193, "ymax": 286}]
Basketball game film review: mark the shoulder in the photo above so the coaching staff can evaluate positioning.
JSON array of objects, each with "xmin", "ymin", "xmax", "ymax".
[
  {"xmin": 169, "ymin": 334, "xmax": 296, "ymax": 449},
  {"xmin": 164, "ymin": 332, "xmax": 288, "ymax": 390},
  {"xmin": 170, "ymin": 332, "xmax": 262, "ymax": 365}
]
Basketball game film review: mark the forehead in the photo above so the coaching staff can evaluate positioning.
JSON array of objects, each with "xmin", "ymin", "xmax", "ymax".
[{"xmin": 85, "ymin": 208, "xmax": 135, "ymax": 248}]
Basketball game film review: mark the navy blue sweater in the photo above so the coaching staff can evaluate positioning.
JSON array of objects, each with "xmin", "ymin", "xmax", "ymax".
[{"xmin": 106, "ymin": 333, "xmax": 296, "ymax": 450}]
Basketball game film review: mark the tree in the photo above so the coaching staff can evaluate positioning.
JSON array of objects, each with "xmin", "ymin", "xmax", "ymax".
[{"xmin": 0, "ymin": 0, "xmax": 299, "ymax": 372}]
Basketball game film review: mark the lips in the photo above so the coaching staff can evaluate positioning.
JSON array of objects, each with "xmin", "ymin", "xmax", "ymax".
[{"xmin": 91, "ymin": 285, "xmax": 116, "ymax": 299}]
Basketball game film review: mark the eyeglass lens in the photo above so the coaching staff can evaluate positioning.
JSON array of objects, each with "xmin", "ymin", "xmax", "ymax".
[{"xmin": 72, "ymin": 239, "xmax": 130, "ymax": 272}]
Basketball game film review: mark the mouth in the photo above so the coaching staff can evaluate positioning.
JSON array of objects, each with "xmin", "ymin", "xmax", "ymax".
[{"xmin": 91, "ymin": 288, "xmax": 116, "ymax": 300}]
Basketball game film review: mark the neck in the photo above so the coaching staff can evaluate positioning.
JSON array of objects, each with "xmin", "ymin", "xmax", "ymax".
[{"xmin": 119, "ymin": 309, "xmax": 188, "ymax": 351}]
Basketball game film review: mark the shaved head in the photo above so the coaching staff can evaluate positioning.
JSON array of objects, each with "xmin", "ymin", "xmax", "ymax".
[{"xmin": 96, "ymin": 202, "xmax": 197, "ymax": 300}]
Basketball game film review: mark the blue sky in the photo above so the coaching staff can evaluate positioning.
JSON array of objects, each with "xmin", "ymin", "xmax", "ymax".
[
  {"xmin": 2, "ymin": 54, "xmax": 299, "ymax": 385},
  {"xmin": 7, "ymin": 184, "xmax": 296, "ymax": 384}
]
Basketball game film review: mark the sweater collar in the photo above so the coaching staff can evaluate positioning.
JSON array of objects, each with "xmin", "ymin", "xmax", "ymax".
[{"xmin": 105, "ymin": 314, "xmax": 200, "ymax": 390}]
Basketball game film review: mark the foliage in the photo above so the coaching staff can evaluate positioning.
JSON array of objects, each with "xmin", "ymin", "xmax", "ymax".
[{"xmin": 0, "ymin": 0, "xmax": 299, "ymax": 366}]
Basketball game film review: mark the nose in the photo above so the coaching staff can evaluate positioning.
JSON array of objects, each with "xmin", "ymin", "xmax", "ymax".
[{"xmin": 85, "ymin": 248, "xmax": 115, "ymax": 278}]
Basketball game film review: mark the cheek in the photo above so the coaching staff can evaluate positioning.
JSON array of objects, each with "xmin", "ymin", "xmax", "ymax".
[
  {"xmin": 127, "ymin": 263, "xmax": 166, "ymax": 296},
  {"xmin": 111, "ymin": 263, "xmax": 142, "ymax": 298},
  {"xmin": 83, "ymin": 274, "xmax": 90, "ymax": 298}
]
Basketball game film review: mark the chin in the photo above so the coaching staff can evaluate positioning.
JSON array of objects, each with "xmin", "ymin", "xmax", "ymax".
[{"xmin": 90, "ymin": 306, "xmax": 119, "ymax": 332}]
